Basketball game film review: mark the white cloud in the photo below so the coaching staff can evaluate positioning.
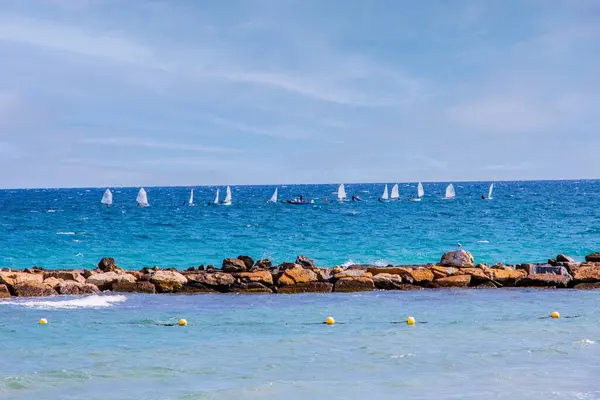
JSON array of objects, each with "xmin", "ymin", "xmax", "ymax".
[{"xmin": 80, "ymin": 137, "xmax": 241, "ymax": 154}]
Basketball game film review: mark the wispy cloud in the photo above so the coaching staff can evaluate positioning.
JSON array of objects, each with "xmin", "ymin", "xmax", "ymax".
[{"xmin": 80, "ymin": 137, "xmax": 241, "ymax": 154}]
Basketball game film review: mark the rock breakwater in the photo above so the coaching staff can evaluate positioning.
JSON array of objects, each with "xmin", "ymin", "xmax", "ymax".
[{"xmin": 2, "ymin": 251, "xmax": 600, "ymax": 298}]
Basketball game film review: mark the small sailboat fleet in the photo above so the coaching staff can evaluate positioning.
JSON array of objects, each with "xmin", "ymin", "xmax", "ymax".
[
  {"xmin": 136, "ymin": 188, "xmax": 149, "ymax": 207},
  {"xmin": 212, "ymin": 186, "xmax": 232, "ymax": 205},
  {"xmin": 443, "ymin": 184, "xmax": 455, "ymax": 200},
  {"xmin": 101, "ymin": 189, "xmax": 113, "ymax": 207}
]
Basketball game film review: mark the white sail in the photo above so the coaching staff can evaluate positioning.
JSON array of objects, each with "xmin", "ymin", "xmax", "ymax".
[
  {"xmin": 417, "ymin": 182, "xmax": 424, "ymax": 198},
  {"xmin": 223, "ymin": 186, "xmax": 232, "ymax": 205},
  {"xmin": 391, "ymin": 184, "xmax": 399, "ymax": 200},
  {"xmin": 269, "ymin": 188, "xmax": 278, "ymax": 203},
  {"xmin": 214, "ymin": 189, "xmax": 220, "ymax": 204},
  {"xmin": 488, "ymin": 183, "xmax": 494, "ymax": 200},
  {"xmin": 381, "ymin": 184, "xmax": 389, "ymax": 200},
  {"xmin": 101, "ymin": 189, "xmax": 112, "ymax": 206},
  {"xmin": 445, "ymin": 184, "xmax": 455, "ymax": 199},
  {"xmin": 337, "ymin": 184, "xmax": 346, "ymax": 201},
  {"xmin": 136, "ymin": 188, "xmax": 149, "ymax": 206},
  {"xmin": 188, "ymin": 189, "xmax": 194, "ymax": 205}
]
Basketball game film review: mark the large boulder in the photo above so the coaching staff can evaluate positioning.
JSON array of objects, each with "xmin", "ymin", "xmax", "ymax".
[
  {"xmin": 277, "ymin": 282, "xmax": 333, "ymax": 294},
  {"xmin": 0, "ymin": 284, "xmax": 10, "ymax": 298},
  {"xmin": 519, "ymin": 264, "xmax": 570, "ymax": 275},
  {"xmin": 222, "ymin": 258, "xmax": 247, "ymax": 273},
  {"xmin": 42, "ymin": 277, "xmax": 63, "ymax": 289},
  {"xmin": 366, "ymin": 266, "xmax": 411, "ymax": 276},
  {"xmin": 430, "ymin": 266, "xmax": 456, "ymax": 279},
  {"xmin": 333, "ymin": 270, "xmax": 373, "ymax": 279},
  {"xmin": 0, "ymin": 271, "xmax": 43, "ymax": 287},
  {"xmin": 556, "ymin": 254, "xmax": 576, "ymax": 263},
  {"xmin": 187, "ymin": 272, "xmax": 235, "ymax": 289},
  {"xmin": 86, "ymin": 272, "xmax": 136, "ymax": 291},
  {"xmin": 43, "ymin": 270, "xmax": 85, "ymax": 284},
  {"xmin": 453, "ymin": 268, "xmax": 490, "ymax": 284},
  {"xmin": 13, "ymin": 282, "xmax": 57, "ymax": 297},
  {"xmin": 98, "ymin": 257, "xmax": 120, "ymax": 272},
  {"xmin": 334, "ymin": 276, "xmax": 375, "ymax": 292},
  {"xmin": 254, "ymin": 259, "xmax": 272, "ymax": 270},
  {"xmin": 237, "ymin": 270, "xmax": 273, "ymax": 286},
  {"xmin": 112, "ymin": 281, "xmax": 156, "ymax": 294},
  {"xmin": 402, "ymin": 268, "xmax": 434, "ymax": 285},
  {"xmin": 517, "ymin": 274, "xmax": 572, "ymax": 288},
  {"xmin": 440, "ymin": 250, "xmax": 475, "ymax": 268},
  {"xmin": 585, "ymin": 252, "xmax": 600, "ymax": 262},
  {"xmin": 296, "ymin": 255, "xmax": 315, "ymax": 268},
  {"xmin": 277, "ymin": 265, "xmax": 318, "ymax": 286},
  {"xmin": 178, "ymin": 282, "xmax": 216, "ymax": 293},
  {"xmin": 237, "ymin": 282, "xmax": 273, "ymax": 294},
  {"xmin": 149, "ymin": 270, "xmax": 187, "ymax": 293},
  {"xmin": 310, "ymin": 267, "xmax": 332, "ymax": 282},
  {"xmin": 237, "ymin": 255, "xmax": 254, "ymax": 269},
  {"xmin": 372, "ymin": 273, "xmax": 404, "ymax": 290},
  {"xmin": 57, "ymin": 281, "xmax": 101, "ymax": 295},
  {"xmin": 572, "ymin": 263, "xmax": 600, "ymax": 283},
  {"xmin": 434, "ymin": 275, "xmax": 471, "ymax": 288},
  {"xmin": 488, "ymin": 269, "xmax": 526, "ymax": 286}
]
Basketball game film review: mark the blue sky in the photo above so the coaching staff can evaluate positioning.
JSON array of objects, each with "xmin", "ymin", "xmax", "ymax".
[{"xmin": 0, "ymin": 0, "xmax": 598, "ymax": 188}]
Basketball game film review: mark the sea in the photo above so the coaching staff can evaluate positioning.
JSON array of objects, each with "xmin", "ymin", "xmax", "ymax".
[{"xmin": 1, "ymin": 180, "xmax": 600, "ymax": 399}]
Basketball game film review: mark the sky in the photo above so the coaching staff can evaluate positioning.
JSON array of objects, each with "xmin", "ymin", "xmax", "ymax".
[{"xmin": 0, "ymin": 0, "xmax": 599, "ymax": 188}]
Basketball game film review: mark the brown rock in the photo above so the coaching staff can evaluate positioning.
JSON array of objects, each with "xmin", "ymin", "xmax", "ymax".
[
  {"xmin": 557, "ymin": 254, "xmax": 576, "ymax": 263},
  {"xmin": 585, "ymin": 252, "xmax": 600, "ymax": 262},
  {"xmin": 440, "ymin": 250, "xmax": 475, "ymax": 267},
  {"xmin": 403, "ymin": 268, "xmax": 434, "ymax": 285},
  {"xmin": 296, "ymin": 255, "xmax": 315, "ymax": 268},
  {"xmin": 187, "ymin": 272, "xmax": 235, "ymax": 287},
  {"xmin": 42, "ymin": 277, "xmax": 63, "ymax": 288},
  {"xmin": 334, "ymin": 270, "xmax": 373, "ymax": 279},
  {"xmin": 331, "ymin": 266, "xmax": 344, "ymax": 275},
  {"xmin": 574, "ymin": 282, "xmax": 600, "ymax": 290},
  {"xmin": 178, "ymin": 282, "xmax": 216, "ymax": 293},
  {"xmin": 366, "ymin": 267, "xmax": 411, "ymax": 276},
  {"xmin": 310, "ymin": 267, "xmax": 332, "ymax": 282},
  {"xmin": 430, "ymin": 266, "xmax": 455, "ymax": 279},
  {"xmin": 86, "ymin": 272, "xmax": 136, "ymax": 291},
  {"xmin": 434, "ymin": 275, "xmax": 471, "ymax": 288},
  {"xmin": 518, "ymin": 274, "xmax": 572, "ymax": 288},
  {"xmin": 222, "ymin": 258, "xmax": 247, "ymax": 273},
  {"xmin": 238, "ymin": 270, "xmax": 273, "ymax": 286},
  {"xmin": 238, "ymin": 282, "xmax": 273, "ymax": 293},
  {"xmin": 98, "ymin": 257, "xmax": 120, "ymax": 272},
  {"xmin": 277, "ymin": 282, "xmax": 333, "ymax": 294},
  {"xmin": 149, "ymin": 270, "xmax": 187, "ymax": 293},
  {"xmin": 254, "ymin": 259, "xmax": 272, "ymax": 269},
  {"xmin": 0, "ymin": 284, "xmax": 10, "ymax": 298},
  {"xmin": 57, "ymin": 281, "xmax": 101, "ymax": 295},
  {"xmin": 111, "ymin": 281, "xmax": 156, "ymax": 294},
  {"xmin": 237, "ymin": 255, "xmax": 254, "ymax": 269},
  {"xmin": 334, "ymin": 276, "xmax": 375, "ymax": 292},
  {"xmin": 488, "ymin": 269, "xmax": 526, "ymax": 286},
  {"xmin": 0, "ymin": 271, "xmax": 43, "ymax": 287},
  {"xmin": 43, "ymin": 270, "xmax": 86, "ymax": 283},
  {"xmin": 372, "ymin": 273, "xmax": 403, "ymax": 290},
  {"xmin": 13, "ymin": 282, "xmax": 57, "ymax": 297},
  {"xmin": 572, "ymin": 263, "xmax": 600, "ymax": 283},
  {"xmin": 278, "ymin": 266, "xmax": 318, "ymax": 286}
]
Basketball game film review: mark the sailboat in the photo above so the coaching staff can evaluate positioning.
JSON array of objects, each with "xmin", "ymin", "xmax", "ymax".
[
  {"xmin": 268, "ymin": 188, "xmax": 278, "ymax": 204},
  {"xmin": 337, "ymin": 184, "xmax": 347, "ymax": 201},
  {"xmin": 101, "ymin": 189, "xmax": 113, "ymax": 207},
  {"xmin": 213, "ymin": 188, "xmax": 220, "ymax": 205},
  {"xmin": 188, "ymin": 189, "xmax": 195, "ymax": 206},
  {"xmin": 443, "ymin": 184, "xmax": 455, "ymax": 200},
  {"xmin": 136, "ymin": 188, "xmax": 149, "ymax": 207},
  {"xmin": 222, "ymin": 186, "xmax": 232, "ymax": 206},
  {"xmin": 390, "ymin": 184, "xmax": 400, "ymax": 201},
  {"xmin": 379, "ymin": 184, "xmax": 390, "ymax": 202},
  {"xmin": 410, "ymin": 182, "xmax": 424, "ymax": 201},
  {"xmin": 484, "ymin": 183, "xmax": 494, "ymax": 200}
]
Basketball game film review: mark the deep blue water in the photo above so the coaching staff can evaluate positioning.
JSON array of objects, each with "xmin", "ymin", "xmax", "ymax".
[{"xmin": 1, "ymin": 180, "xmax": 599, "ymax": 270}]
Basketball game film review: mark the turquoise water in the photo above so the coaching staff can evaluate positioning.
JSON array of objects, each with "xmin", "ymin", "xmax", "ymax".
[
  {"xmin": 1, "ymin": 290, "xmax": 600, "ymax": 399},
  {"xmin": 0, "ymin": 180, "xmax": 599, "ymax": 270}
]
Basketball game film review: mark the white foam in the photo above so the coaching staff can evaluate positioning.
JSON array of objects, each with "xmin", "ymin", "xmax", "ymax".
[
  {"xmin": 477, "ymin": 240, "xmax": 490, "ymax": 243},
  {"xmin": 56, "ymin": 232, "xmax": 75, "ymax": 235},
  {"xmin": 0, "ymin": 295, "xmax": 127, "ymax": 309}
]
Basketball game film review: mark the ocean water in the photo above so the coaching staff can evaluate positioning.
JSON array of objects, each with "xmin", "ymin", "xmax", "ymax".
[
  {"xmin": 0, "ymin": 180, "xmax": 599, "ymax": 270},
  {"xmin": 1, "ymin": 290, "xmax": 600, "ymax": 399}
]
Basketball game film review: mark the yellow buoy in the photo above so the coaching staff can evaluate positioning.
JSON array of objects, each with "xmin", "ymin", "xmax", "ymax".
[
  {"xmin": 179, "ymin": 319, "xmax": 187, "ymax": 326},
  {"xmin": 407, "ymin": 316, "xmax": 415, "ymax": 326},
  {"xmin": 39, "ymin": 318, "xmax": 48, "ymax": 325},
  {"xmin": 325, "ymin": 316, "xmax": 335, "ymax": 325},
  {"xmin": 551, "ymin": 311, "xmax": 560, "ymax": 319}
]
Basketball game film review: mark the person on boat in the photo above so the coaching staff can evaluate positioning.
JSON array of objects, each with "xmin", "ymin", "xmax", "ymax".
[
  {"xmin": 481, "ymin": 194, "xmax": 486, "ymax": 200},
  {"xmin": 409, "ymin": 196, "xmax": 413, "ymax": 201},
  {"xmin": 299, "ymin": 195, "xmax": 304, "ymax": 203}
]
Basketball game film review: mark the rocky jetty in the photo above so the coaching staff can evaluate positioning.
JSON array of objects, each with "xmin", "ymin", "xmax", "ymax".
[{"xmin": 2, "ymin": 252, "xmax": 600, "ymax": 298}]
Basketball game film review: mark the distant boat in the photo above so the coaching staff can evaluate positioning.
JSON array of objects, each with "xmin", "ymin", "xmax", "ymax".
[
  {"xmin": 101, "ymin": 189, "xmax": 113, "ymax": 207},
  {"xmin": 390, "ymin": 184, "xmax": 400, "ymax": 201},
  {"xmin": 222, "ymin": 186, "xmax": 232, "ymax": 206},
  {"xmin": 213, "ymin": 188, "xmax": 220, "ymax": 205},
  {"xmin": 410, "ymin": 182, "xmax": 424, "ymax": 201},
  {"xmin": 379, "ymin": 184, "xmax": 390, "ymax": 202},
  {"xmin": 136, "ymin": 188, "xmax": 149, "ymax": 207},
  {"xmin": 444, "ymin": 184, "xmax": 455, "ymax": 200},
  {"xmin": 268, "ymin": 188, "xmax": 278, "ymax": 203},
  {"xmin": 188, "ymin": 189, "xmax": 194, "ymax": 206},
  {"xmin": 282, "ymin": 197, "xmax": 314, "ymax": 205},
  {"xmin": 337, "ymin": 184, "xmax": 347, "ymax": 201},
  {"xmin": 484, "ymin": 183, "xmax": 494, "ymax": 200}
]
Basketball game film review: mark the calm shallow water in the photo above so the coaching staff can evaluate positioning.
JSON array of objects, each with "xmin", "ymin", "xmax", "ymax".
[
  {"xmin": 0, "ymin": 180, "xmax": 599, "ymax": 269},
  {"xmin": 1, "ymin": 290, "xmax": 600, "ymax": 399}
]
